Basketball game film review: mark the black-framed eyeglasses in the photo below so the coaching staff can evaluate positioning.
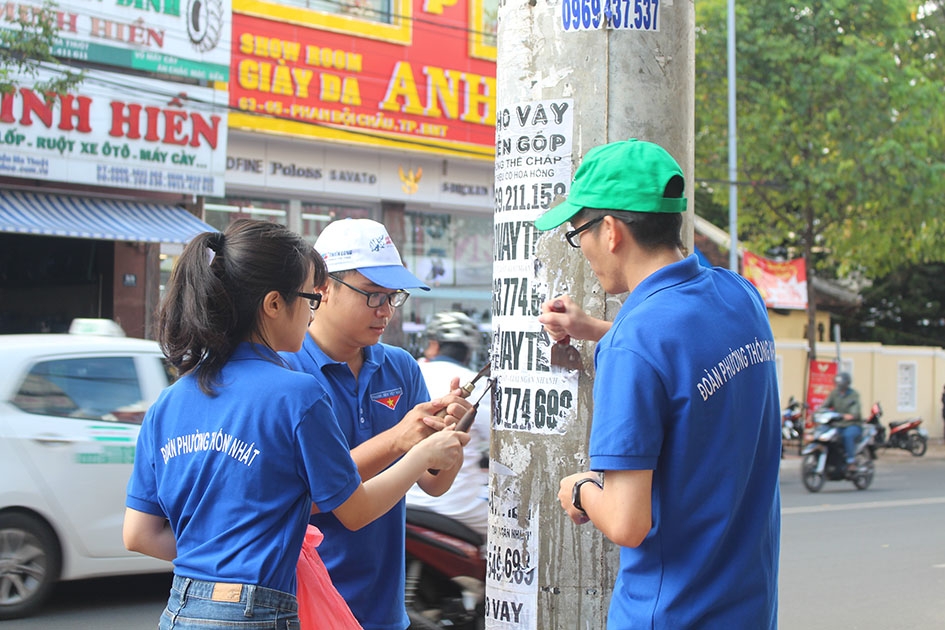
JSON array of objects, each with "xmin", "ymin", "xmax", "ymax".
[
  {"xmin": 296, "ymin": 291, "xmax": 322, "ymax": 311},
  {"xmin": 329, "ymin": 274, "xmax": 410, "ymax": 309},
  {"xmin": 564, "ymin": 216, "xmax": 606, "ymax": 248}
]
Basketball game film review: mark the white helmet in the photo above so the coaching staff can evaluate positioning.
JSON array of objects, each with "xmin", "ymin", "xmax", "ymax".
[{"xmin": 426, "ymin": 311, "xmax": 480, "ymax": 349}]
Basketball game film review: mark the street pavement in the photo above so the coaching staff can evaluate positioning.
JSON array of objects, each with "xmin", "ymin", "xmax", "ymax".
[{"xmin": 780, "ymin": 434, "xmax": 945, "ymax": 472}]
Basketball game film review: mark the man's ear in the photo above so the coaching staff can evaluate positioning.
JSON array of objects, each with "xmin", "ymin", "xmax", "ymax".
[
  {"xmin": 317, "ymin": 278, "xmax": 333, "ymax": 303},
  {"xmin": 603, "ymin": 215, "xmax": 625, "ymax": 253}
]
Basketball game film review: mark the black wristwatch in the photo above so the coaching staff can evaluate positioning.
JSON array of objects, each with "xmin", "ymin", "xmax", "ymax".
[{"xmin": 571, "ymin": 477, "xmax": 602, "ymax": 515}]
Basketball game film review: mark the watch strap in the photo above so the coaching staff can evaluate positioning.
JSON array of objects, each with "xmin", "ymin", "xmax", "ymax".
[{"xmin": 571, "ymin": 477, "xmax": 602, "ymax": 515}]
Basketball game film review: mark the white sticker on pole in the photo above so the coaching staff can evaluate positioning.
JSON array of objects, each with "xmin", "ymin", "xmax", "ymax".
[
  {"xmin": 561, "ymin": 0, "xmax": 662, "ymax": 32},
  {"xmin": 486, "ymin": 474, "xmax": 539, "ymax": 628},
  {"xmin": 495, "ymin": 100, "xmax": 573, "ymax": 214},
  {"xmin": 490, "ymin": 369, "xmax": 578, "ymax": 434},
  {"xmin": 493, "ymin": 97, "xmax": 577, "ymax": 436}
]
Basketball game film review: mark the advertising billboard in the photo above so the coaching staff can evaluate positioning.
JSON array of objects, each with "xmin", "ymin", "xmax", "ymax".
[
  {"xmin": 0, "ymin": 0, "xmax": 232, "ymax": 82},
  {"xmin": 230, "ymin": 0, "xmax": 497, "ymax": 158},
  {"xmin": 743, "ymin": 250, "xmax": 808, "ymax": 310}
]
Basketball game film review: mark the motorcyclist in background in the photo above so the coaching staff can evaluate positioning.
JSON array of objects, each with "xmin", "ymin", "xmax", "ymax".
[
  {"xmin": 406, "ymin": 311, "xmax": 490, "ymax": 537},
  {"xmin": 819, "ymin": 372, "xmax": 862, "ymax": 473}
]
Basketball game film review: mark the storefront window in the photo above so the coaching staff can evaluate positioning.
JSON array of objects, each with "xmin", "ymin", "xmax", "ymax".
[
  {"xmin": 274, "ymin": 0, "xmax": 392, "ymax": 22},
  {"xmin": 401, "ymin": 210, "xmax": 492, "ymax": 364},
  {"xmin": 203, "ymin": 198, "xmax": 289, "ymax": 231},
  {"xmin": 301, "ymin": 203, "xmax": 373, "ymax": 245}
]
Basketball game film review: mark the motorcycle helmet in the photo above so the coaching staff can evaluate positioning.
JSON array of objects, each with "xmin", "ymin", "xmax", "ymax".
[
  {"xmin": 425, "ymin": 311, "xmax": 480, "ymax": 349},
  {"xmin": 835, "ymin": 372, "xmax": 852, "ymax": 388}
]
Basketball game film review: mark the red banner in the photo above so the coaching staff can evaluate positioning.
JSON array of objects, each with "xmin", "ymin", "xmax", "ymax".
[
  {"xmin": 742, "ymin": 251, "xmax": 808, "ymax": 310},
  {"xmin": 806, "ymin": 359, "xmax": 838, "ymax": 426},
  {"xmin": 229, "ymin": 3, "xmax": 496, "ymax": 158}
]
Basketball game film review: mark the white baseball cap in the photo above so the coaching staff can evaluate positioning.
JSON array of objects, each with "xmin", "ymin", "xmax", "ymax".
[{"xmin": 315, "ymin": 218, "xmax": 430, "ymax": 290}]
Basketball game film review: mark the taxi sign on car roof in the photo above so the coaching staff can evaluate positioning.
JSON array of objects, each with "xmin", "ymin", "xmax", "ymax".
[{"xmin": 68, "ymin": 318, "xmax": 126, "ymax": 337}]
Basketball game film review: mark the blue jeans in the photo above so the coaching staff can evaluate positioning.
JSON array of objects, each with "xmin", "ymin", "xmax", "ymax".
[
  {"xmin": 841, "ymin": 425, "xmax": 862, "ymax": 464},
  {"xmin": 160, "ymin": 575, "xmax": 300, "ymax": 629}
]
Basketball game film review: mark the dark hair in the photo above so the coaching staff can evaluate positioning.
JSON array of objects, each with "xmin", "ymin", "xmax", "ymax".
[
  {"xmin": 576, "ymin": 174, "xmax": 684, "ymax": 249},
  {"xmin": 576, "ymin": 208, "xmax": 683, "ymax": 250},
  {"xmin": 159, "ymin": 219, "xmax": 324, "ymax": 395}
]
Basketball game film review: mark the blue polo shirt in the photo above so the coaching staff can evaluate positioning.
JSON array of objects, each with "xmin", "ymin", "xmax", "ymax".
[
  {"xmin": 590, "ymin": 256, "xmax": 781, "ymax": 629},
  {"xmin": 126, "ymin": 343, "xmax": 361, "ymax": 594},
  {"xmin": 283, "ymin": 335, "xmax": 429, "ymax": 630}
]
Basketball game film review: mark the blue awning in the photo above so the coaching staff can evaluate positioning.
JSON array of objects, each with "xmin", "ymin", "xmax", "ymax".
[{"xmin": 0, "ymin": 190, "xmax": 216, "ymax": 243}]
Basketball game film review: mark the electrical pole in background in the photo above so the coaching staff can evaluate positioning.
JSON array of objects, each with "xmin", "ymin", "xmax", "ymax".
[{"xmin": 488, "ymin": 2, "xmax": 694, "ymax": 628}]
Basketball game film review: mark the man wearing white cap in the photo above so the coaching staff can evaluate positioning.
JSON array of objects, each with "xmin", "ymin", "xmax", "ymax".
[{"xmin": 283, "ymin": 218, "xmax": 472, "ymax": 630}]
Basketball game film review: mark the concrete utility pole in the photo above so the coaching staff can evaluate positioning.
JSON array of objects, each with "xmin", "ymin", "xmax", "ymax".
[{"xmin": 488, "ymin": 2, "xmax": 694, "ymax": 628}]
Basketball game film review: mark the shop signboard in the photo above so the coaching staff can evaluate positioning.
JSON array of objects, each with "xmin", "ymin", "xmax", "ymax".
[
  {"xmin": 225, "ymin": 133, "xmax": 492, "ymax": 207},
  {"xmin": 0, "ymin": 0, "xmax": 231, "ymax": 82},
  {"xmin": 0, "ymin": 67, "xmax": 228, "ymax": 195},
  {"xmin": 229, "ymin": 0, "xmax": 497, "ymax": 159}
]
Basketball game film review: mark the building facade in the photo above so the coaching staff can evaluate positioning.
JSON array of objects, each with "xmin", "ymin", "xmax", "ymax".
[
  {"xmin": 207, "ymin": 0, "xmax": 498, "ymax": 351},
  {"xmin": 0, "ymin": 0, "xmax": 232, "ymax": 337},
  {"xmin": 0, "ymin": 0, "xmax": 499, "ymax": 349}
]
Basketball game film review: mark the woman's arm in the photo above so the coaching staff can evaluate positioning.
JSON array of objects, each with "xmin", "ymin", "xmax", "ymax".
[
  {"xmin": 326, "ymin": 428, "xmax": 470, "ymax": 530},
  {"xmin": 123, "ymin": 508, "xmax": 177, "ymax": 561}
]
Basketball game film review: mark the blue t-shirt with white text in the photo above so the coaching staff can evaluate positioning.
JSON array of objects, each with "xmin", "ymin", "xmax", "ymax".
[
  {"xmin": 590, "ymin": 256, "xmax": 781, "ymax": 629},
  {"xmin": 127, "ymin": 343, "xmax": 361, "ymax": 594}
]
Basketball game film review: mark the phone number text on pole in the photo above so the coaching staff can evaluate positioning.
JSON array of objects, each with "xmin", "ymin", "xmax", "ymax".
[
  {"xmin": 494, "ymin": 181, "xmax": 567, "ymax": 212},
  {"xmin": 487, "ymin": 542, "xmax": 535, "ymax": 586},
  {"xmin": 561, "ymin": 0, "xmax": 661, "ymax": 32},
  {"xmin": 495, "ymin": 385, "xmax": 572, "ymax": 432}
]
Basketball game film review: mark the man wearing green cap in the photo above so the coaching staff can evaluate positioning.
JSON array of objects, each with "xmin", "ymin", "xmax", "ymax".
[{"xmin": 537, "ymin": 139, "xmax": 781, "ymax": 628}]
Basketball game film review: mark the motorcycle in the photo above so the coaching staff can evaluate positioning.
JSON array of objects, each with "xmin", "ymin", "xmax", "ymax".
[
  {"xmin": 405, "ymin": 506, "xmax": 485, "ymax": 630},
  {"xmin": 801, "ymin": 410, "xmax": 878, "ymax": 492},
  {"xmin": 865, "ymin": 402, "xmax": 928, "ymax": 457},
  {"xmin": 781, "ymin": 395, "xmax": 804, "ymax": 442}
]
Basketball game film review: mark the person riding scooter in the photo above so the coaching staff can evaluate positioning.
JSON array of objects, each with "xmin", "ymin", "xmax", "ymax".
[{"xmin": 818, "ymin": 372, "xmax": 862, "ymax": 473}]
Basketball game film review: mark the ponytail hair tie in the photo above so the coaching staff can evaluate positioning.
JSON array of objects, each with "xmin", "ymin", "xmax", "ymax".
[{"xmin": 207, "ymin": 231, "xmax": 224, "ymax": 263}]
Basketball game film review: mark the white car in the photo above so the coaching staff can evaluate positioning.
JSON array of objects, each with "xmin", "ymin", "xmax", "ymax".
[{"xmin": 0, "ymin": 327, "xmax": 175, "ymax": 619}]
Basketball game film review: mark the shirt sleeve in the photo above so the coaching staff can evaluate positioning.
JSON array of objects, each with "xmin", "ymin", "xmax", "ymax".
[
  {"xmin": 296, "ymin": 394, "xmax": 362, "ymax": 513},
  {"xmin": 589, "ymin": 346, "xmax": 664, "ymax": 472},
  {"xmin": 125, "ymin": 411, "xmax": 165, "ymax": 516}
]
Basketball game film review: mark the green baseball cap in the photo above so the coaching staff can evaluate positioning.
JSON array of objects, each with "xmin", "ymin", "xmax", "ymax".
[{"xmin": 534, "ymin": 139, "xmax": 687, "ymax": 231}]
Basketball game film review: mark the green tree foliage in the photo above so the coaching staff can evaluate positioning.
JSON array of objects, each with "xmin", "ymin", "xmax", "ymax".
[
  {"xmin": 695, "ymin": 0, "xmax": 945, "ymax": 279},
  {"xmin": 694, "ymin": 185, "xmax": 729, "ymax": 230},
  {"xmin": 835, "ymin": 263, "xmax": 945, "ymax": 346},
  {"xmin": 0, "ymin": 1, "xmax": 83, "ymax": 96}
]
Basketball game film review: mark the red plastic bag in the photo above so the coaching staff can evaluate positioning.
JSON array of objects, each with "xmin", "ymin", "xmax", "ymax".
[{"xmin": 296, "ymin": 525, "xmax": 362, "ymax": 630}]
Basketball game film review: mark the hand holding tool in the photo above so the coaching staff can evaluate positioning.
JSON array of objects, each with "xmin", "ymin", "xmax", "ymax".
[
  {"xmin": 454, "ymin": 378, "xmax": 493, "ymax": 433},
  {"xmin": 429, "ymin": 378, "xmax": 492, "ymax": 475},
  {"xmin": 434, "ymin": 361, "xmax": 490, "ymax": 418},
  {"xmin": 549, "ymin": 300, "xmax": 583, "ymax": 370}
]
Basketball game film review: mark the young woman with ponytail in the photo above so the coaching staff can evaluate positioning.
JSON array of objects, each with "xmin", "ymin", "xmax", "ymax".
[{"xmin": 123, "ymin": 219, "xmax": 467, "ymax": 629}]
